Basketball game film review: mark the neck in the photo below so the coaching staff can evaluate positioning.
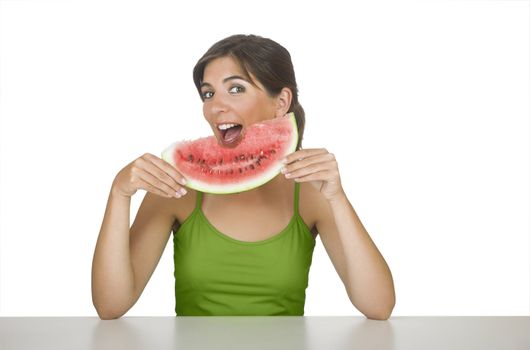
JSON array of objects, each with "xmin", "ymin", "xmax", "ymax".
[{"xmin": 213, "ymin": 174, "xmax": 289, "ymax": 202}]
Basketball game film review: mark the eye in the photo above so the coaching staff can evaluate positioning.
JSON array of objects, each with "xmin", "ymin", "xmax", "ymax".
[
  {"xmin": 202, "ymin": 91, "xmax": 213, "ymax": 99},
  {"xmin": 229, "ymin": 85, "xmax": 245, "ymax": 94}
]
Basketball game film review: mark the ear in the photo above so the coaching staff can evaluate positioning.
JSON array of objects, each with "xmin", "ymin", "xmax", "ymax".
[{"xmin": 274, "ymin": 87, "xmax": 293, "ymax": 118}]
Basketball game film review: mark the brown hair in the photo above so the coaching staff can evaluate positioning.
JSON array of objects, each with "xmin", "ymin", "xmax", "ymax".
[{"xmin": 193, "ymin": 34, "xmax": 305, "ymax": 150}]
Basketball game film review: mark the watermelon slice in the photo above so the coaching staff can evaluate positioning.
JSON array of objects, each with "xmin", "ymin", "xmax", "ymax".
[{"xmin": 161, "ymin": 112, "xmax": 298, "ymax": 194}]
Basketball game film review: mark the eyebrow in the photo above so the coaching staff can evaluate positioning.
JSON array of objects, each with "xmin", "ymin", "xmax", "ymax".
[{"xmin": 200, "ymin": 75, "xmax": 250, "ymax": 89}]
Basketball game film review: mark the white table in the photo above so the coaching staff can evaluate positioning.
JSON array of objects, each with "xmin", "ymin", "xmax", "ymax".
[{"xmin": 1, "ymin": 316, "xmax": 529, "ymax": 350}]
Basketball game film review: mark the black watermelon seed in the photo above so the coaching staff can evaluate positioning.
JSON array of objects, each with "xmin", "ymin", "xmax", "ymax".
[
  {"xmin": 239, "ymin": 154, "xmax": 245, "ymax": 160},
  {"xmin": 187, "ymin": 154, "xmax": 194, "ymax": 162},
  {"xmin": 270, "ymin": 149, "xmax": 276, "ymax": 154},
  {"xmin": 239, "ymin": 168, "xmax": 242, "ymax": 173},
  {"xmin": 229, "ymin": 169, "xmax": 234, "ymax": 174},
  {"xmin": 249, "ymin": 164, "xmax": 254, "ymax": 170},
  {"xmin": 256, "ymin": 161, "xmax": 261, "ymax": 166},
  {"xmin": 234, "ymin": 156, "xmax": 239, "ymax": 162},
  {"xmin": 219, "ymin": 159, "xmax": 223, "ymax": 165}
]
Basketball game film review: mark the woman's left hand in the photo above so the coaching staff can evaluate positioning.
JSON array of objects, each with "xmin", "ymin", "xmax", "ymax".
[{"xmin": 281, "ymin": 148, "xmax": 345, "ymax": 202}]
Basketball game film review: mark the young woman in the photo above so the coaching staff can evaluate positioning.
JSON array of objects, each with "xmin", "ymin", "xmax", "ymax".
[{"xmin": 91, "ymin": 34, "xmax": 395, "ymax": 319}]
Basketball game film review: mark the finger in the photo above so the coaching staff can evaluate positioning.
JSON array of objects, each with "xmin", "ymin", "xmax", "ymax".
[
  {"xmin": 143, "ymin": 153, "xmax": 187, "ymax": 186},
  {"xmin": 284, "ymin": 161, "xmax": 335, "ymax": 179},
  {"xmin": 135, "ymin": 176, "xmax": 175, "ymax": 198},
  {"xmin": 138, "ymin": 157, "xmax": 184, "ymax": 194},
  {"xmin": 137, "ymin": 167, "xmax": 185, "ymax": 198},
  {"xmin": 292, "ymin": 169, "xmax": 337, "ymax": 183},
  {"xmin": 282, "ymin": 152, "xmax": 335, "ymax": 175},
  {"xmin": 283, "ymin": 148, "xmax": 328, "ymax": 165}
]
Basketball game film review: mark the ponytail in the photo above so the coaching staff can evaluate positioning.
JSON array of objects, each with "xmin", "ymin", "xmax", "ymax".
[{"xmin": 290, "ymin": 101, "xmax": 305, "ymax": 151}]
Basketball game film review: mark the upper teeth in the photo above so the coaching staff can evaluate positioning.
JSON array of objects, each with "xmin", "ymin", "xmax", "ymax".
[{"xmin": 218, "ymin": 123, "xmax": 238, "ymax": 130}]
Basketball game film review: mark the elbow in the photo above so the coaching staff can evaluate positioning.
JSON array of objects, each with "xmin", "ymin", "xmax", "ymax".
[
  {"xmin": 92, "ymin": 289, "xmax": 135, "ymax": 320},
  {"xmin": 99, "ymin": 314, "xmax": 122, "ymax": 320},
  {"xmin": 94, "ymin": 305, "xmax": 126, "ymax": 320},
  {"xmin": 348, "ymin": 296, "xmax": 396, "ymax": 320},
  {"xmin": 364, "ymin": 300, "xmax": 395, "ymax": 321},
  {"xmin": 365, "ymin": 310, "xmax": 392, "ymax": 321},
  {"xmin": 353, "ymin": 293, "xmax": 395, "ymax": 321},
  {"xmin": 93, "ymin": 298, "xmax": 129, "ymax": 320},
  {"xmin": 97, "ymin": 310, "xmax": 123, "ymax": 320},
  {"xmin": 364, "ymin": 305, "xmax": 394, "ymax": 320}
]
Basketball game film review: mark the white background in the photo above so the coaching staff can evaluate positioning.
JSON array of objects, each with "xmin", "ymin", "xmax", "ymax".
[{"xmin": 0, "ymin": 0, "xmax": 528, "ymax": 316}]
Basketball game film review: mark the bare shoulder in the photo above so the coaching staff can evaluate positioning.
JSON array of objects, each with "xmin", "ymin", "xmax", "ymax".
[
  {"xmin": 165, "ymin": 188, "xmax": 199, "ymax": 231},
  {"xmin": 298, "ymin": 182, "xmax": 329, "ymax": 232}
]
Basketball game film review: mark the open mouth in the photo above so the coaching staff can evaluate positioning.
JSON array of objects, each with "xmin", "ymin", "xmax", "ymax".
[{"xmin": 218, "ymin": 124, "xmax": 243, "ymax": 147}]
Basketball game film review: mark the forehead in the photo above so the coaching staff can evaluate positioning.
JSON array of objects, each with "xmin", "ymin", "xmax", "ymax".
[
  {"xmin": 201, "ymin": 55, "xmax": 264, "ymax": 91},
  {"xmin": 203, "ymin": 56, "xmax": 245, "ymax": 79}
]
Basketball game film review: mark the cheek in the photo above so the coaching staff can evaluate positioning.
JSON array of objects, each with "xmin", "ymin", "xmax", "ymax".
[
  {"xmin": 241, "ymin": 94, "xmax": 268, "ymax": 112},
  {"xmin": 202, "ymin": 103, "xmax": 213, "ymax": 121},
  {"xmin": 203, "ymin": 105, "xmax": 213, "ymax": 124}
]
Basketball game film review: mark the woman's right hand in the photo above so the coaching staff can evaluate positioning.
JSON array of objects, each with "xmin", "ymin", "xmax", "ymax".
[{"xmin": 112, "ymin": 153, "xmax": 188, "ymax": 199}]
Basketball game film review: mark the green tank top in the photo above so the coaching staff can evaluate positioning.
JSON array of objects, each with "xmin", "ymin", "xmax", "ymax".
[{"xmin": 172, "ymin": 182, "xmax": 316, "ymax": 316}]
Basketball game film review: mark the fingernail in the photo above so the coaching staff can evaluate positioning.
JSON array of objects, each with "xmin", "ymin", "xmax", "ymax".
[
  {"xmin": 179, "ymin": 188, "xmax": 187, "ymax": 195},
  {"xmin": 179, "ymin": 178, "xmax": 187, "ymax": 185},
  {"xmin": 280, "ymin": 167, "xmax": 287, "ymax": 173},
  {"xmin": 281, "ymin": 158, "xmax": 287, "ymax": 164},
  {"xmin": 174, "ymin": 192, "xmax": 181, "ymax": 198}
]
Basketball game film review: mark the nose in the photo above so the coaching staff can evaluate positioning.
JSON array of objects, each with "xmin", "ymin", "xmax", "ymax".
[{"xmin": 206, "ymin": 92, "xmax": 230, "ymax": 116}]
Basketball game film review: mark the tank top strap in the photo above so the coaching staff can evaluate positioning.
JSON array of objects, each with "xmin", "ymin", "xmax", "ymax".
[
  {"xmin": 294, "ymin": 181, "xmax": 300, "ymax": 214},
  {"xmin": 195, "ymin": 190, "xmax": 203, "ymax": 211}
]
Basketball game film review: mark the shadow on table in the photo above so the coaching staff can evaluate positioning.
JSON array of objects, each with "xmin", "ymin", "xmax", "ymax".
[
  {"xmin": 91, "ymin": 318, "xmax": 139, "ymax": 350},
  {"xmin": 304, "ymin": 317, "xmax": 395, "ymax": 350},
  {"xmin": 90, "ymin": 316, "xmax": 395, "ymax": 350}
]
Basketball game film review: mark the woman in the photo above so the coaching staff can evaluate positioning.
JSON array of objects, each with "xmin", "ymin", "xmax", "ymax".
[{"xmin": 91, "ymin": 34, "xmax": 395, "ymax": 319}]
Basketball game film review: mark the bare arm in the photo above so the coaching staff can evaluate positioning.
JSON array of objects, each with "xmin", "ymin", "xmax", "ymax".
[
  {"xmin": 281, "ymin": 148, "xmax": 395, "ymax": 320},
  {"xmin": 326, "ymin": 193, "xmax": 395, "ymax": 320},
  {"xmin": 91, "ymin": 187, "xmax": 136, "ymax": 319},
  {"xmin": 91, "ymin": 153, "xmax": 187, "ymax": 320}
]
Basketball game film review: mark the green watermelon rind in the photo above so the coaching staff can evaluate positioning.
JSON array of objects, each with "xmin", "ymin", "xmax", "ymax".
[{"xmin": 161, "ymin": 113, "xmax": 298, "ymax": 194}]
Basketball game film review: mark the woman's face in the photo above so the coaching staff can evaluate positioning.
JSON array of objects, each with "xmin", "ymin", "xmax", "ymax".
[{"xmin": 200, "ymin": 56, "xmax": 285, "ymax": 147}]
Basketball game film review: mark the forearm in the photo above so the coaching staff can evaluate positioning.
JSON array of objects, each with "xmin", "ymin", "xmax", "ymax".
[
  {"xmin": 329, "ymin": 193, "xmax": 396, "ymax": 320},
  {"xmin": 91, "ymin": 184, "xmax": 135, "ymax": 319}
]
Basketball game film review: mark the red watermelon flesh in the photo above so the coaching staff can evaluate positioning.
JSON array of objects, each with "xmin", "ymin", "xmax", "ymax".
[{"xmin": 161, "ymin": 112, "xmax": 298, "ymax": 194}]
